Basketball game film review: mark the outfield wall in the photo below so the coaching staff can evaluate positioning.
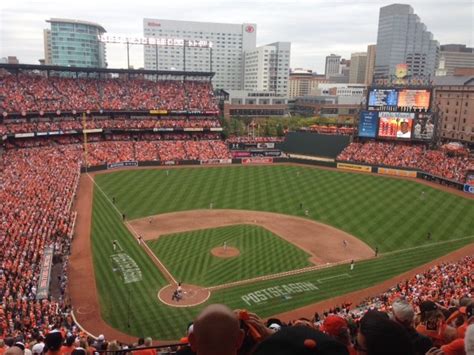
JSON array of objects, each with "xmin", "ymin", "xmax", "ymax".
[{"xmin": 80, "ymin": 157, "xmax": 468, "ymax": 193}]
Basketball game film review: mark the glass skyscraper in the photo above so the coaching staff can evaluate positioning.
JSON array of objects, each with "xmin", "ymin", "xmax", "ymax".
[
  {"xmin": 45, "ymin": 18, "xmax": 107, "ymax": 68},
  {"xmin": 374, "ymin": 4, "xmax": 439, "ymax": 79}
]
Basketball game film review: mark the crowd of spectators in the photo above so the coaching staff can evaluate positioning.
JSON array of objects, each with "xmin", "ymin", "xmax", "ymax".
[
  {"xmin": 0, "ymin": 74, "xmax": 218, "ymax": 113},
  {"xmin": 85, "ymin": 139, "xmax": 230, "ymax": 165},
  {"xmin": 337, "ymin": 141, "xmax": 472, "ymax": 183},
  {"xmin": 1, "ymin": 145, "xmax": 82, "ymax": 342},
  {"xmin": 0, "ymin": 117, "xmax": 222, "ymax": 135},
  {"xmin": 1, "ymin": 255, "xmax": 472, "ymax": 355},
  {"xmin": 0, "ymin": 137, "xmax": 231, "ymax": 341}
]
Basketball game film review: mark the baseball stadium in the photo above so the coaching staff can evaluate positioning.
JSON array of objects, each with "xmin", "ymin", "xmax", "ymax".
[{"xmin": 1, "ymin": 63, "xmax": 473, "ymax": 355}]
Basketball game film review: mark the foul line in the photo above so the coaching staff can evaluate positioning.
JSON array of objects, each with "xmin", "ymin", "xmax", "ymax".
[
  {"xmin": 317, "ymin": 273, "xmax": 351, "ymax": 284},
  {"xmin": 87, "ymin": 174, "xmax": 177, "ymax": 285},
  {"xmin": 206, "ymin": 258, "xmax": 358, "ymax": 291},
  {"xmin": 380, "ymin": 235, "xmax": 474, "ymax": 257}
]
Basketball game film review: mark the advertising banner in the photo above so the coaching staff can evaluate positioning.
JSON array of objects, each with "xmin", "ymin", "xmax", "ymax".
[
  {"xmin": 161, "ymin": 160, "xmax": 177, "ymax": 165},
  {"xmin": 15, "ymin": 132, "xmax": 35, "ymax": 138},
  {"xmin": 378, "ymin": 167, "xmax": 417, "ymax": 178},
  {"xmin": 107, "ymin": 161, "xmax": 138, "ymax": 169},
  {"xmin": 257, "ymin": 142, "xmax": 275, "ymax": 149},
  {"xmin": 358, "ymin": 111, "xmax": 379, "ymax": 138},
  {"xmin": 241, "ymin": 157, "xmax": 273, "ymax": 164},
  {"xmin": 36, "ymin": 247, "xmax": 54, "ymax": 300},
  {"xmin": 149, "ymin": 109, "xmax": 168, "ymax": 115},
  {"xmin": 337, "ymin": 162, "xmax": 372, "ymax": 173},
  {"xmin": 83, "ymin": 128, "xmax": 103, "ymax": 134},
  {"xmin": 200, "ymin": 159, "xmax": 232, "ymax": 165},
  {"xmin": 464, "ymin": 184, "xmax": 474, "ymax": 194},
  {"xmin": 229, "ymin": 143, "xmax": 246, "ymax": 150},
  {"xmin": 231, "ymin": 151, "xmax": 252, "ymax": 157}
]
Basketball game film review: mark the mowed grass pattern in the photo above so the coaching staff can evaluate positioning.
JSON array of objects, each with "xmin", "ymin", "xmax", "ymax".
[
  {"xmin": 148, "ymin": 225, "xmax": 312, "ymax": 286},
  {"xmin": 96, "ymin": 166, "xmax": 474, "ymax": 252},
  {"xmin": 90, "ymin": 165, "xmax": 474, "ymax": 339}
]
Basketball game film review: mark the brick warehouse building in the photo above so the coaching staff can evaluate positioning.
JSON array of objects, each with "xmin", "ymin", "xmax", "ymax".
[{"xmin": 434, "ymin": 76, "xmax": 474, "ymax": 144}]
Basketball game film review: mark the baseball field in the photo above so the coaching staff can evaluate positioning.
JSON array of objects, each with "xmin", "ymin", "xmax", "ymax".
[{"xmin": 73, "ymin": 165, "xmax": 474, "ymax": 340}]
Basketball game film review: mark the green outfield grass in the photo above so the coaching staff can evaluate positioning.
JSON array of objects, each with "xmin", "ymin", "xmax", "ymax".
[
  {"xmin": 147, "ymin": 224, "xmax": 312, "ymax": 286},
  {"xmin": 90, "ymin": 165, "xmax": 474, "ymax": 339}
]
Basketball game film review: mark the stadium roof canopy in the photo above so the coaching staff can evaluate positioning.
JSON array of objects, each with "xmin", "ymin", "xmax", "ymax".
[
  {"xmin": 432, "ymin": 75, "xmax": 474, "ymax": 86},
  {"xmin": 46, "ymin": 18, "xmax": 107, "ymax": 33},
  {"xmin": 0, "ymin": 63, "xmax": 215, "ymax": 78}
]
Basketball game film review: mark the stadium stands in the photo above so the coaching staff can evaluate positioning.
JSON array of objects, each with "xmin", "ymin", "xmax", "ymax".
[
  {"xmin": 1, "ymin": 71, "xmax": 472, "ymax": 355},
  {"xmin": 0, "ymin": 73, "xmax": 218, "ymax": 113},
  {"xmin": 338, "ymin": 141, "xmax": 471, "ymax": 183},
  {"xmin": 1, "ymin": 117, "xmax": 222, "ymax": 135}
]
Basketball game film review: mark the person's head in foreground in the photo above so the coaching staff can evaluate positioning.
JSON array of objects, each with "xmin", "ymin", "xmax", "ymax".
[
  {"xmin": 251, "ymin": 325, "xmax": 349, "ymax": 355},
  {"xmin": 189, "ymin": 304, "xmax": 244, "ymax": 355},
  {"xmin": 357, "ymin": 310, "xmax": 414, "ymax": 355}
]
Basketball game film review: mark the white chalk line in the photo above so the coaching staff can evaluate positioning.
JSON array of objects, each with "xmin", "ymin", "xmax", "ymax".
[
  {"xmin": 87, "ymin": 173, "xmax": 177, "ymax": 285},
  {"xmin": 317, "ymin": 273, "xmax": 351, "ymax": 284}
]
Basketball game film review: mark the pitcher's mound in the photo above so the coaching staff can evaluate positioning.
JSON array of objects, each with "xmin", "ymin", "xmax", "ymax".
[
  {"xmin": 158, "ymin": 284, "xmax": 210, "ymax": 307},
  {"xmin": 211, "ymin": 246, "xmax": 240, "ymax": 258}
]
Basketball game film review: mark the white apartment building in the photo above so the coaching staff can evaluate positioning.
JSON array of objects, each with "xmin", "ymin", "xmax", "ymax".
[
  {"xmin": 244, "ymin": 42, "xmax": 291, "ymax": 97},
  {"xmin": 143, "ymin": 19, "xmax": 256, "ymax": 90},
  {"xmin": 316, "ymin": 83, "xmax": 366, "ymax": 96}
]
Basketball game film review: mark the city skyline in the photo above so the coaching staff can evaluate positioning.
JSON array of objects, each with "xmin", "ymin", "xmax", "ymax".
[{"xmin": 1, "ymin": 0, "xmax": 472, "ymax": 73}]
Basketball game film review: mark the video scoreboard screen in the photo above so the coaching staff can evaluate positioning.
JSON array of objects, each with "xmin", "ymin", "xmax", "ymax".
[
  {"xmin": 368, "ymin": 88, "xmax": 431, "ymax": 112},
  {"xmin": 377, "ymin": 112, "xmax": 415, "ymax": 139},
  {"xmin": 358, "ymin": 111, "xmax": 378, "ymax": 138},
  {"xmin": 368, "ymin": 89, "xmax": 398, "ymax": 110},
  {"xmin": 412, "ymin": 113, "xmax": 434, "ymax": 140},
  {"xmin": 397, "ymin": 89, "xmax": 431, "ymax": 112}
]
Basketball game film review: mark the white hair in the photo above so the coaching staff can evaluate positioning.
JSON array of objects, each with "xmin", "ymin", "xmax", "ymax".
[
  {"xmin": 465, "ymin": 324, "xmax": 474, "ymax": 355},
  {"xmin": 392, "ymin": 299, "xmax": 415, "ymax": 324}
]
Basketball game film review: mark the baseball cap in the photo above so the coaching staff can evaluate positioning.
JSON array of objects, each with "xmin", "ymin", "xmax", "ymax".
[
  {"xmin": 419, "ymin": 301, "xmax": 438, "ymax": 314},
  {"xmin": 321, "ymin": 316, "xmax": 348, "ymax": 337},
  {"xmin": 14, "ymin": 342, "xmax": 25, "ymax": 351},
  {"xmin": 252, "ymin": 326, "xmax": 349, "ymax": 355},
  {"xmin": 269, "ymin": 323, "xmax": 282, "ymax": 332},
  {"xmin": 97, "ymin": 334, "xmax": 105, "ymax": 341}
]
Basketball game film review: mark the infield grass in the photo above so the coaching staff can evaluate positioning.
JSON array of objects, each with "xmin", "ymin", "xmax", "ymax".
[
  {"xmin": 147, "ymin": 224, "xmax": 312, "ymax": 286},
  {"xmin": 90, "ymin": 165, "xmax": 474, "ymax": 339}
]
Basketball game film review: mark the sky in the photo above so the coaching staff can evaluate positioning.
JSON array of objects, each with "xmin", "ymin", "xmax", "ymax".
[{"xmin": 1, "ymin": 0, "xmax": 472, "ymax": 73}]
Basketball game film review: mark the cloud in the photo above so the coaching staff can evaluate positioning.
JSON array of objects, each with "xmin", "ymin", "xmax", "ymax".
[{"xmin": 0, "ymin": 0, "xmax": 472, "ymax": 72}]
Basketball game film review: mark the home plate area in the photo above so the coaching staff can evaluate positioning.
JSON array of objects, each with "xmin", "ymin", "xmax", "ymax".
[{"xmin": 158, "ymin": 283, "xmax": 211, "ymax": 307}]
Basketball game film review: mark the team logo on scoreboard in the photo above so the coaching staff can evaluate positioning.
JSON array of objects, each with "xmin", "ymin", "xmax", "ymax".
[{"xmin": 245, "ymin": 25, "xmax": 255, "ymax": 33}]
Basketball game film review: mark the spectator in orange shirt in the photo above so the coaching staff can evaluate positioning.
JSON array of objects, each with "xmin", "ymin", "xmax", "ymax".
[{"xmin": 60, "ymin": 336, "xmax": 75, "ymax": 355}]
